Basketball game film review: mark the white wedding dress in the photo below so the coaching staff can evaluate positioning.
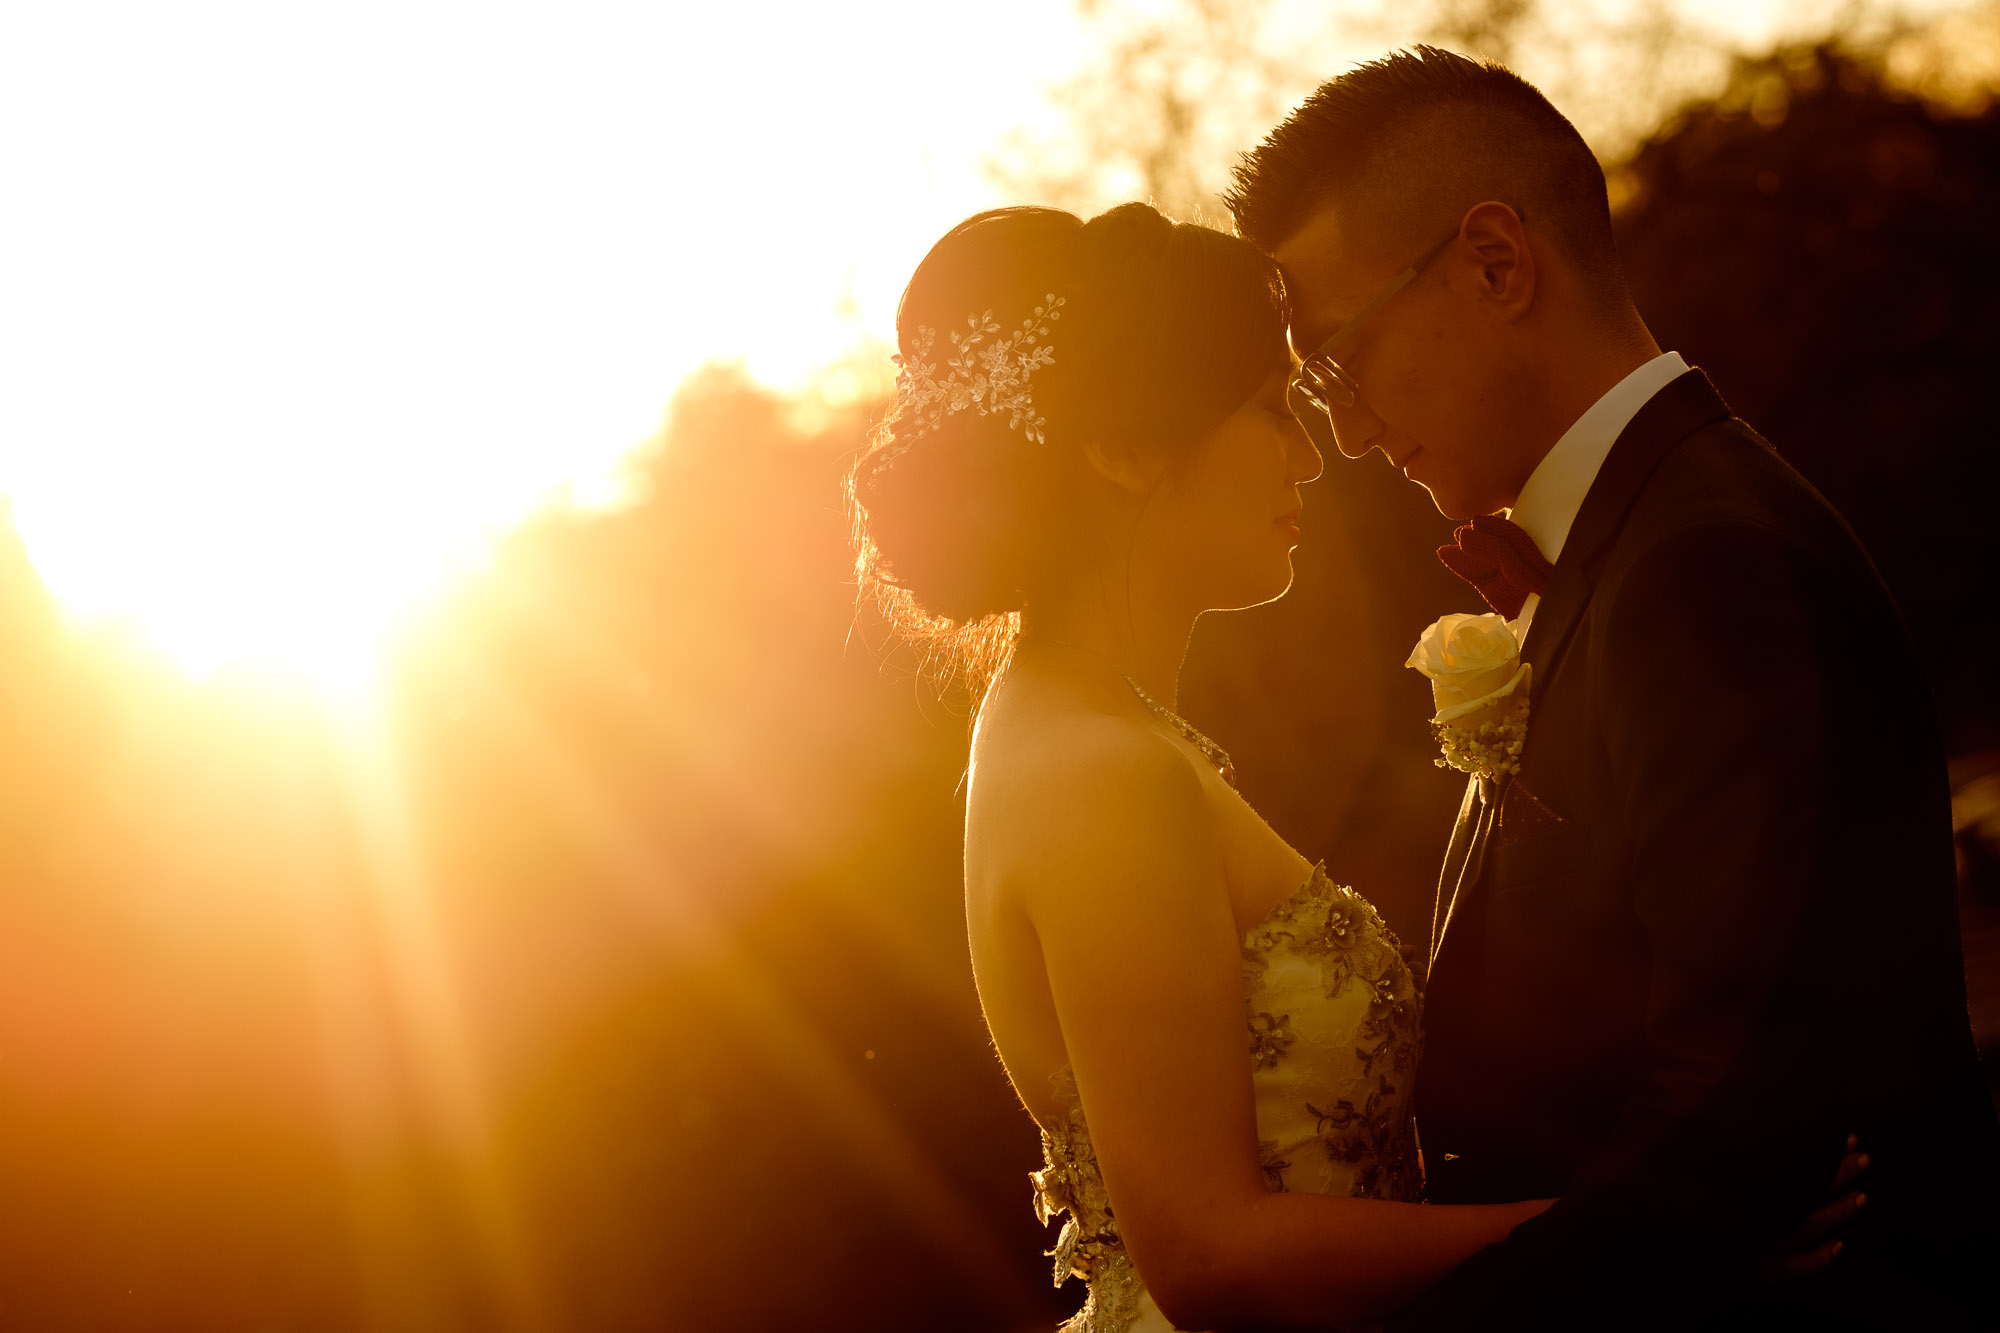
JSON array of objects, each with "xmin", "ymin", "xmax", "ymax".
[{"xmin": 1029, "ymin": 864, "xmax": 1425, "ymax": 1332}]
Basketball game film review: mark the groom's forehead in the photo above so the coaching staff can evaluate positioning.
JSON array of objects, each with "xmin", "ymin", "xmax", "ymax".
[{"xmin": 1274, "ymin": 206, "xmax": 1392, "ymax": 349}]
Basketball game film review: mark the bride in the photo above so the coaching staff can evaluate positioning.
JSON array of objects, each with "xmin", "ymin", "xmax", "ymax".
[
  {"xmin": 850, "ymin": 201, "xmax": 1542, "ymax": 1330},
  {"xmin": 847, "ymin": 204, "xmax": 1836, "ymax": 1330}
]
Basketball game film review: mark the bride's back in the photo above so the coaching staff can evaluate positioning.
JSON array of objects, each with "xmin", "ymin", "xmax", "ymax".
[
  {"xmin": 846, "ymin": 203, "xmax": 1460, "ymax": 1332},
  {"xmin": 844, "ymin": 202, "xmax": 1322, "ymax": 1136},
  {"xmin": 964, "ymin": 656, "xmax": 1314, "ymax": 1127}
]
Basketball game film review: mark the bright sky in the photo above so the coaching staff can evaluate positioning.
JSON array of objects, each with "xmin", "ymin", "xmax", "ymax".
[
  {"xmin": 0, "ymin": 0, "xmax": 1973, "ymax": 684},
  {"xmin": 0, "ymin": 0, "xmax": 1088, "ymax": 682}
]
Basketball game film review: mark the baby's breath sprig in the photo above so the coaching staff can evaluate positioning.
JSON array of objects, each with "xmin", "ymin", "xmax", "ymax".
[{"xmin": 1430, "ymin": 699, "xmax": 1530, "ymax": 780}]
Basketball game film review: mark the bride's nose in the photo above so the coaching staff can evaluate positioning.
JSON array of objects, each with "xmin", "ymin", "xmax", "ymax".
[{"xmin": 1289, "ymin": 428, "xmax": 1325, "ymax": 484}]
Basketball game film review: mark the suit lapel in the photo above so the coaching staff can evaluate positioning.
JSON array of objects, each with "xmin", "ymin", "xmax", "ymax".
[
  {"xmin": 1428, "ymin": 370, "xmax": 1732, "ymax": 971},
  {"xmin": 1429, "ymin": 775, "xmax": 1485, "ymax": 977},
  {"xmin": 1521, "ymin": 369, "xmax": 1733, "ymax": 683},
  {"xmin": 1429, "ymin": 773, "xmax": 1505, "ymax": 977}
]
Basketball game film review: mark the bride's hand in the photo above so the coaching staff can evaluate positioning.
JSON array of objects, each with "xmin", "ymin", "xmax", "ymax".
[{"xmin": 1756, "ymin": 1133, "xmax": 1869, "ymax": 1282}]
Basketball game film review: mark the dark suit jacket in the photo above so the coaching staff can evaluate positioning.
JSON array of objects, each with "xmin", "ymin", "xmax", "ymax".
[{"xmin": 1391, "ymin": 370, "xmax": 2000, "ymax": 1331}]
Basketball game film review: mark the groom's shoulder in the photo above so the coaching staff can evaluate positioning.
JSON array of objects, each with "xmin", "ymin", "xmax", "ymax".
[
  {"xmin": 1587, "ymin": 411, "xmax": 1907, "ymax": 644},
  {"xmin": 1618, "ymin": 411, "xmax": 1869, "ymax": 575}
]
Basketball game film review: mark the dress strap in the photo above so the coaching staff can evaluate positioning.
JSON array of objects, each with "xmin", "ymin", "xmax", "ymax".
[{"xmin": 1119, "ymin": 674, "xmax": 1236, "ymax": 788}]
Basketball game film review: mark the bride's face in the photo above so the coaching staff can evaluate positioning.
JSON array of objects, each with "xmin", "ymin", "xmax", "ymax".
[{"xmin": 1143, "ymin": 368, "xmax": 1324, "ymax": 610}]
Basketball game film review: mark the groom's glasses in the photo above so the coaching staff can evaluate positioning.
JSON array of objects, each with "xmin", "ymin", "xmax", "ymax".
[{"xmin": 1286, "ymin": 228, "xmax": 1462, "ymax": 453}]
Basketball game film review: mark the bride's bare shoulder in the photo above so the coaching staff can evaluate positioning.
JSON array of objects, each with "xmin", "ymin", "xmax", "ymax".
[
  {"xmin": 967, "ymin": 676, "xmax": 1219, "ymax": 909},
  {"xmin": 971, "ymin": 674, "xmax": 1194, "ymax": 800}
]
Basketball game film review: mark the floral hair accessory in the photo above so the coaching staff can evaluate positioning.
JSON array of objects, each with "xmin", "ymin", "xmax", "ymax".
[{"xmin": 889, "ymin": 294, "xmax": 1064, "ymax": 449}]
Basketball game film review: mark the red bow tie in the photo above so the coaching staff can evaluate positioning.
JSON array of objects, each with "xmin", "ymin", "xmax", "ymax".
[{"xmin": 1437, "ymin": 514, "xmax": 1553, "ymax": 620}]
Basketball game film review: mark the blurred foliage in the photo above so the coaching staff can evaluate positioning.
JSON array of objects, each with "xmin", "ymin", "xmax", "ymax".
[
  {"xmin": 0, "ymin": 10, "xmax": 1995, "ymax": 1333},
  {"xmin": 988, "ymin": 0, "xmax": 1316, "ymax": 222},
  {"xmin": 1614, "ymin": 42, "xmax": 2000, "ymax": 753},
  {"xmin": 0, "ymin": 379, "xmax": 1067, "ymax": 1330},
  {"xmin": 990, "ymin": 0, "xmax": 1995, "ymax": 220}
]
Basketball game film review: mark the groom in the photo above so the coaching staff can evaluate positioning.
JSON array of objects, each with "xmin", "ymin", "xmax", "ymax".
[{"xmin": 1228, "ymin": 47, "xmax": 1999, "ymax": 1331}]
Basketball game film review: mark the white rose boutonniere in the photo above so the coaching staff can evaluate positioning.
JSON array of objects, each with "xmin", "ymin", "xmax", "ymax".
[{"xmin": 1405, "ymin": 612, "xmax": 1531, "ymax": 780}]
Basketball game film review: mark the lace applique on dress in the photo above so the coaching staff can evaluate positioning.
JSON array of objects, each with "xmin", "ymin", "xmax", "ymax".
[
  {"xmin": 1032, "ymin": 1067, "xmax": 1145, "ymax": 1333},
  {"xmin": 1243, "ymin": 866, "xmax": 1425, "ymax": 1202},
  {"xmin": 1027, "ymin": 865, "xmax": 1424, "ymax": 1332},
  {"xmin": 1243, "ymin": 871, "xmax": 1402, "ymax": 1007},
  {"xmin": 1257, "ymin": 1137, "xmax": 1293, "ymax": 1192},
  {"xmin": 1247, "ymin": 1011, "xmax": 1294, "ymax": 1069}
]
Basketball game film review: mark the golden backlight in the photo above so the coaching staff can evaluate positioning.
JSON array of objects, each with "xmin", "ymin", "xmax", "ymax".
[
  {"xmin": 2, "ymin": 0, "xmax": 1921, "ymax": 688},
  {"xmin": 0, "ymin": 0, "xmax": 1082, "ymax": 689},
  {"xmin": 0, "ymin": 2, "xmax": 1989, "ymax": 1328}
]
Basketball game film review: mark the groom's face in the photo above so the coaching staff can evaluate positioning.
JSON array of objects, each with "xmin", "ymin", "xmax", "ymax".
[{"xmin": 1275, "ymin": 206, "xmax": 1529, "ymax": 520}]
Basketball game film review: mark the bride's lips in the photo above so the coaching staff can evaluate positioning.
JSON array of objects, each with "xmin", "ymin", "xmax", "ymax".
[{"xmin": 1393, "ymin": 446, "xmax": 1423, "ymax": 477}]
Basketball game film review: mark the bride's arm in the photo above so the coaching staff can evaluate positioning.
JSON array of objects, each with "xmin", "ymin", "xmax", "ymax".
[{"xmin": 1018, "ymin": 725, "xmax": 1546, "ymax": 1331}]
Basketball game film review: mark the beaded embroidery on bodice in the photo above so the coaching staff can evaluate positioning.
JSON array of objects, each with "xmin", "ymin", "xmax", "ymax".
[{"xmin": 1029, "ymin": 864, "xmax": 1424, "ymax": 1333}]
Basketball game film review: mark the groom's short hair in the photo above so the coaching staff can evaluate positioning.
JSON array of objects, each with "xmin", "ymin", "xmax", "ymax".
[{"xmin": 1226, "ymin": 46, "xmax": 1624, "ymax": 293}]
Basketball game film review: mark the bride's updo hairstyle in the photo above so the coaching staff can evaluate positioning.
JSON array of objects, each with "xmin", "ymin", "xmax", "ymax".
[{"xmin": 850, "ymin": 202, "xmax": 1287, "ymax": 687}]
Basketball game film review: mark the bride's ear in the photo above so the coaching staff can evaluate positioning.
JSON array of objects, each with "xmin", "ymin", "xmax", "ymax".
[{"xmin": 1079, "ymin": 435, "xmax": 1165, "ymax": 496}]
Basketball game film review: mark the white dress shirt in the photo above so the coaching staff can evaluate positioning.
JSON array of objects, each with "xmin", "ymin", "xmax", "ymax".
[{"xmin": 1508, "ymin": 350, "xmax": 1689, "ymax": 643}]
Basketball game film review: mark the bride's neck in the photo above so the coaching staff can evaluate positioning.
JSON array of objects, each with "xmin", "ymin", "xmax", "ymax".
[{"xmin": 1021, "ymin": 584, "xmax": 1196, "ymax": 711}]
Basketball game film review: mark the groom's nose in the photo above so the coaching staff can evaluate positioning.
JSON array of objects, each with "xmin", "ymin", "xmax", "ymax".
[{"xmin": 1328, "ymin": 399, "xmax": 1382, "ymax": 460}]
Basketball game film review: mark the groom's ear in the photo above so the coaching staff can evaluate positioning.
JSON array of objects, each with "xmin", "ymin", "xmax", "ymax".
[
  {"xmin": 1460, "ymin": 201, "xmax": 1537, "ymax": 321},
  {"xmin": 1079, "ymin": 435, "xmax": 1166, "ymax": 496}
]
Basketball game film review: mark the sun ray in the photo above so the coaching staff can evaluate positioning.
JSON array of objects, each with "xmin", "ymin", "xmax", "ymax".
[
  {"xmin": 329, "ymin": 704, "xmax": 558, "ymax": 1332},
  {"xmin": 427, "ymin": 612, "xmax": 1028, "ymax": 1300}
]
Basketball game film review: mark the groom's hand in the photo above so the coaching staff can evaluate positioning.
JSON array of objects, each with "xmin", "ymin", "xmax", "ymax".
[{"xmin": 1756, "ymin": 1134, "xmax": 1870, "ymax": 1282}]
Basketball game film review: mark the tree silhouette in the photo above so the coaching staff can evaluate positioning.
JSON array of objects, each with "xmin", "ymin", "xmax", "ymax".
[{"xmin": 1615, "ymin": 43, "xmax": 2000, "ymax": 752}]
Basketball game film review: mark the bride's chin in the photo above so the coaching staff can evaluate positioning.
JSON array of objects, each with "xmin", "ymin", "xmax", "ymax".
[
  {"xmin": 1216, "ymin": 564, "xmax": 1297, "ymax": 611},
  {"xmin": 1263, "ymin": 568, "xmax": 1299, "ymax": 605},
  {"xmin": 1265, "ymin": 550, "xmax": 1300, "ymax": 596}
]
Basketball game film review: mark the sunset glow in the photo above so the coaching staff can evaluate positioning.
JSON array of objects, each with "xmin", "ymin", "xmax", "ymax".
[
  {"xmin": 3, "ymin": 0, "xmax": 1972, "ymax": 685},
  {"xmin": 0, "ymin": 0, "xmax": 1085, "ymax": 684},
  {"xmin": 0, "ymin": 2, "xmax": 1991, "ymax": 1327}
]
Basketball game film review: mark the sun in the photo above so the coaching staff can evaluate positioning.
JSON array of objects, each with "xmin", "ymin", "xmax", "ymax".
[
  {"xmin": 5, "ymin": 486, "xmax": 481, "ymax": 698},
  {"xmin": 0, "ymin": 0, "xmax": 1097, "ymax": 697}
]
